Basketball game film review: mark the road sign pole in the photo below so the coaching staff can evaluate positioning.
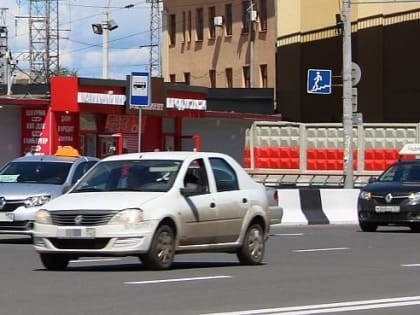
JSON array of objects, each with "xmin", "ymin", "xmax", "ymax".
[{"xmin": 342, "ymin": 0, "xmax": 354, "ymax": 188}]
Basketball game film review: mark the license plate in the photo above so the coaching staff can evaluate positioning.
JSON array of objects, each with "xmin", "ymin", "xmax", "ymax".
[
  {"xmin": 0, "ymin": 212, "xmax": 14, "ymax": 222},
  {"xmin": 375, "ymin": 205, "xmax": 400, "ymax": 213},
  {"xmin": 60, "ymin": 227, "xmax": 96, "ymax": 239}
]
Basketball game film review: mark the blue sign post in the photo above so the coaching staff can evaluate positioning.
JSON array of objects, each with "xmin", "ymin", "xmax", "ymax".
[
  {"xmin": 130, "ymin": 72, "xmax": 150, "ymax": 106},
  {"xmin": 307, "ymin": 69, "xmax": 332, "ymax": 94},
  {"xmin": 129, "ymin": 72, "xmax": 150, "ymax": 152}
]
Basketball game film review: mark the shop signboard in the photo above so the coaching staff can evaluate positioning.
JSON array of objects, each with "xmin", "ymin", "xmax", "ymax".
[{"xmin": 22, "ymin": 108, "xmax": 50, "ymax": 155}]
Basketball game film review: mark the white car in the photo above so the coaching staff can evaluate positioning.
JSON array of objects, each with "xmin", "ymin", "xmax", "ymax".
[{"xmin": 33, "ymin": 151, "xmax": 282, "ymax": 270}]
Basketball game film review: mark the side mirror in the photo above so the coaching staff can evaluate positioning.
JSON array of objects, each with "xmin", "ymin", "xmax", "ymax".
[{"xmin": 368, "ymin": 177, "xmax": 377, "ymax": 184}]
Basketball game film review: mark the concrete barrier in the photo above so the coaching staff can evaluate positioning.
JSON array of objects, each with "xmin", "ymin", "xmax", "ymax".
[{"xmin": 277, "ymin": 189, "xmax": 360, "ymax": 225}]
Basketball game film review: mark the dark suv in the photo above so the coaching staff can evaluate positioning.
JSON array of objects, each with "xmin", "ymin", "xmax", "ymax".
[
  {"xmin": 0, "ymin": 147, "xmax": 99, "ymax": 235},
  {"xmin": 358, "ymin": 159, "xmax": 420, "ymax": 232}
]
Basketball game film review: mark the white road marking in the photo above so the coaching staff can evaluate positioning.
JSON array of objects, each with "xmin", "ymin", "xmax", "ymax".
[
  {"xmin": 201, "ymin": 295, "xmax": 420, "ymax": 315},
  {"xmin": 125, "ymin": 275, "xmax": 232, "ymax": 285},
  {"xmin": 401, "ymin": 263, "xmax": 420, "ymax": 267},
  {"xmin": 270, "ymin": 233, "xmax": 304, "ymax": 237},
  {"xmin": 70, "ymin": 258, "xmax": 122, "ymax": 263},
  {"xmin": 293, "ymin": 247, "xmax": 349, "ymax": 253}
]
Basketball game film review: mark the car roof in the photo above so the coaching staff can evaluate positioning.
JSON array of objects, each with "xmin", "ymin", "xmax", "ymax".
[
  {"xmin": 9, "ymin": 154, "xmax": 99, "ymax": 164},
  {"xmin": 102, "ymin": 151, "xmax": 231, "ymax": 162}
]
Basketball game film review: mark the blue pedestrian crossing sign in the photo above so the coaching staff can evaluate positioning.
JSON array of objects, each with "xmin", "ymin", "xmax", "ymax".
[{"xmin": 307, "ymin": 69, "xmax": 332, "ymax": 94}]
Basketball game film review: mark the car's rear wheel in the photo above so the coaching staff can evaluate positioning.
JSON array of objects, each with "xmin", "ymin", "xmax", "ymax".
[
  {"xmin": 237, "ymin": 223, "xmax": 265, "ymax": 265},
  {"xmin": 40, "ymin": 253, "xmax": 70, "ymax": 270},
  {"xmin": 140, "ymin": 225, "xmax": 175, "ymax": 270},
  {"xmin": 359, "ymin": 221, "xmax": 378, "ymax": 232}
]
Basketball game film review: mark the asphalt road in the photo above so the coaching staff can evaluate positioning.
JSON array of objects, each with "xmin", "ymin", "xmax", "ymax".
[{"xmin": 2, "ymin": 225, "xmax": 420, "ymax": 315}]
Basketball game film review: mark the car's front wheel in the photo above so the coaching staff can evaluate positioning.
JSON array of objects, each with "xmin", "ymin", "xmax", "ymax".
[
  {"xmin": 40, "ymin": 253, "xmax": 70, "ymax": 270},
  {"xmin": 140, "ymin": 225, "xmax": 175, "ymax": 270},
  {"xmin": 237, "ymin": 223, "xmax": 265, "ymax": 265},
  {"xmin": 359, "ymin": 221, "xmax": 378, "ymax": 232}
]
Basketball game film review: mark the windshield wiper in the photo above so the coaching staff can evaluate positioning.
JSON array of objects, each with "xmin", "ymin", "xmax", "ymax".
[{"xmin": 72, "ymin": 187, "xmax": 104, "ymax": 193}]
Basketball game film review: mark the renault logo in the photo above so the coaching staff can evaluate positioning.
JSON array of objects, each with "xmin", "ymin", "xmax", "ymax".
[
  {"xmin": 0, "ymin": 197, "xmax": 5, "ymax": 210},
  {"xmin": 385, "ymin": 193, "xmax": 393, "ymax": 204},
  {"xmin": 74, "ymin": 215, "xmax": 83, "ymax": 225}
]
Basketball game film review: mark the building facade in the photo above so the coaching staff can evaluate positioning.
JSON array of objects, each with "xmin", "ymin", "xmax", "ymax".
[
  {"xmin": 161, "ymin": 0, "xmax": 276, "ymax": 90},
  {"xmin": 276, "ymin": 0, "xmax": 420, "ymax": 123}
]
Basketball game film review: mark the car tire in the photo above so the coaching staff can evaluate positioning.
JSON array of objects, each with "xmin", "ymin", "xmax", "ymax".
[
  {"xmin": 237, "ymin": 223, "xmax": 265, "ymax": 265},
  {"xmin": 140, "ymin": 225, "xmax": 175, "ymax": 270},
  {"xmin": 359, "ymin": 221, "xmax": 378, "ymax": 232},
  {"xmin": 40, "ymin": 253, "xmax": 70, "ymax": 270}
]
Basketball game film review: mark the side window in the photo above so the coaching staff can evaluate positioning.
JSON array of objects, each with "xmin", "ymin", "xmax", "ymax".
[
  {"xmin": 184, "ymin": 159, "xmax": 209, "ymax": 194},
  {"xmin": 209, "ymin": 158, "xmax": 239, "ymax": 192},
  {"xmin": 72, "ymin": 161, "xmax": 97, "ymax": 184}
]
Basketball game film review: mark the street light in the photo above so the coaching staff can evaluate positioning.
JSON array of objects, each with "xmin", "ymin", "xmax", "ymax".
[{"xmin": 92, "ymin": 9, "xmax": 118, "ymax": 79}]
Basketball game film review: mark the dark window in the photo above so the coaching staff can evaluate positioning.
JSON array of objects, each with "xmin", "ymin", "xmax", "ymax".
[
  {"xmin": 260, "ymin": 64, "xmax": 268, "ymax": 88},
  {"xmin": 243, "ymin": 66, "xmax": 250, "ymax": 88},
  {"xmin": 208, "ymin": 6, "xmax": 216, "ymax": 39},
  {"xmin": 225, "ymin": 68, "xmax": 233, "ymax": 88},
  {"xmin": 184, "ymin": 159, "xmax": 209, "ymax": 194},
  {"xmin": 225, "ymin": 4, "xmax": 232, "ymax": 36},
  {"xmin": 72, "ymin": 161, "xmax": 98, "ymax": 184},
  {"xmin": 241, "ymin": 1, "xmax": 249, "ymax": 34},
  {"xmin": 169, "ymin": 74, "xmax": 176, "ymax": 82},
  {"xmin": 184, "ymin": 72, "xmax": 190, "ymax": 85},
  {"xmin": 182, "ymin": 11, "xmax": 186, "ymax": 42},
  {"xmin": 259, "ymin": 0, "xmax": 268, "ymax": 31},
  {"xmin": 209, "ymin": 158, "xmax": 239, "ymax": 192},
  {"xmin": 196, "ymin": 8, "xmax": 204, "ymax": 41},
  {"xmin": 169, "ymin": 14, "xmax": 176, "ymax": 45},
  {"xmin": 187, "ymin": 11, "xmax": 192, "ymax": 42},
  {"xmin": 209, "ymin": 69, "xmax": 216, "ymax": 88}
]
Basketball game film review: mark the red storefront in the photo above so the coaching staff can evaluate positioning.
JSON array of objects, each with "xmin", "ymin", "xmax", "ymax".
[{"xmin": 1, "ymin": 76, "xmax": 208, "ymax": 160}]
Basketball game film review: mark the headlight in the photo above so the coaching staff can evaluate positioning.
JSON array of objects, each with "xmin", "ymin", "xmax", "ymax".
[
  {"xmin": 359, "ymin": 191, "xmax": 371, "ymax": 200},
  {"xmin": 409, "ymin": 192, "xmax": 420, "ymax": 202},
  {"xmin": 35, "ymin": 209, "xmax": 52, "ymax": 224},
  {"xmin": 24, "ymin": 194, "xmax": 51, "ymax": 207},
  {"xmin": 109, "ymin": 208, "xmax": 143, "ymax": 229}
]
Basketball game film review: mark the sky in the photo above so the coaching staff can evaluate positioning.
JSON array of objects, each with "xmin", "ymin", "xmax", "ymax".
[{"xmin": 3, "ymin": 0, "xmax": 154, "ymax": 80}]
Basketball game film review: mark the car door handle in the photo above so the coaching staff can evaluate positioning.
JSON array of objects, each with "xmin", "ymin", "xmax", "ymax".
[
  {"xmin": 210, "ymin": 202, "xmax": 216, "ymax": 208},
  {"xmin": 242, "ymin": 198, "xmax": 248, "ymax": 203}
]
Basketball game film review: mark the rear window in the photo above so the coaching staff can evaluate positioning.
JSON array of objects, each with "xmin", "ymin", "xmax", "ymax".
[{"xmin": 0, "ymin": 162, "xmax": 72, "ymax": 185}]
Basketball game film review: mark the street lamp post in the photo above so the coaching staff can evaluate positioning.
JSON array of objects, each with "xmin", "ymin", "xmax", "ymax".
[
  {"xmin": 102, "ymin": 10, "xmax": 110, "ymax": 79},
  {"xmin": 342, "ymin": 0, "xmax": 354, "ymax": 188}
]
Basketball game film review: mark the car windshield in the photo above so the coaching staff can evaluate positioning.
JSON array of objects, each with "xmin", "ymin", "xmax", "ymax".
[
  {"xmin": 0, "ymin": 162, "xmax": 71, "ymax": 185},
  {"xmin": 378, "ymin": 162, "xmax": 420, "ymax": 182},
  {"xmin": 71, "ymin": 159, "xmax": 182, "ymax": 193}
]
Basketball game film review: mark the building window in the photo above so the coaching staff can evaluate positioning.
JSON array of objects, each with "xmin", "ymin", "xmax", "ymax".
[
  {"xmin": 208, "ymin": 6, "xmax": 216, "ymax": 39},
  {"xmin": 225, "ymin": 68, "xmax": 233, "ymax": 88},
  {"xmin": 259, "ymin": 0, "xmax": 268, "ymax": 31},
  {"xmin": 209, "ymin": 69, "xmax": 216, "ymax": 88},
  {"xmin": 241, "ymin": 1, "xmax": 249, "ymax": 34},
  {"xmin": 184, "ymin": 72, "xmax": 190, "ymax": 85},
  {"xmin": 187, "ymin": 11, "xmax": 192, "ymax": 42},
  {"xmin": 196, "ymin": 8, "xmax": 204, "ymax": 41},
  {"xmin": 182, "ymin": 11, "xmax": 186, "ymax": 42},
  {"xmin": 260, "ymin": 64, "xmax": 268, "ymax": 88},
  {"xmin": 225, "ymin": 4, "xmax": 232, "ymax": 36},
  {"xmin": 169, "ymin": 14, "xmax": 176, "ymax": 45},
  {"xmin": 243, "ymin": 66, "xmax": 250, "ymax": 88},
  {"xmin": 170, "ymin": 74, "xmax": 176, "ymax": 82}
]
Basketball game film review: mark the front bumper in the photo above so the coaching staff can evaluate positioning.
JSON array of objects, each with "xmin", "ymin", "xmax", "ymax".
[
  {"xmin": 33, "ymin": 220, "xmax": 159, "ymax": 256},
  {"xmin": 0, "ymin": 206, "xmax": 41, "ymax": 235}
]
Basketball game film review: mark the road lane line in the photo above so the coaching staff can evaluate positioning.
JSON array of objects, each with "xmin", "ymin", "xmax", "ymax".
[
  {"xmin": 293, "ymin": 247, "xmax": 349, "ymax": 253},
  {"xmin": 125, "ymin": 275, "xmax": 232, "ymax": 285},
  {"xmin": 401, "ymin": 263, "xmax": 420, "ymax": 267},
  {"xmin": 201, "ymin": 295, "xmax": 420, "ymax": 315},
  {"xmin": 270, "ymin": 233, "xmax": 304, "ymax": 237}
]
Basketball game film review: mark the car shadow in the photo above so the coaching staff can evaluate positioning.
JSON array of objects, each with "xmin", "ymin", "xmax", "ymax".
[
  {"xmin": 34, "ymin": 260, "xmax": 250, "ymax": 272},
  {"xmin": 0, "ymin": 237, "xmax": 32, "ymax": 244}
]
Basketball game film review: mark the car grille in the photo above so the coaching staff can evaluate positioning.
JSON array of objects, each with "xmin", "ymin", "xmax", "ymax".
[
  {"xmin": 0, "ymin": 200, "xmax": 25, "ymax": 212},
  {"xmin": 49, "ymin": 238, "xmax": 110, "ymax": 250},
  {"xmin": 371, "ymin": 193, "xmax": 408, "ymax": 205},
  {"xmin": 50, "ymin": 210, "xmax": 119, "ymax": 226}
]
